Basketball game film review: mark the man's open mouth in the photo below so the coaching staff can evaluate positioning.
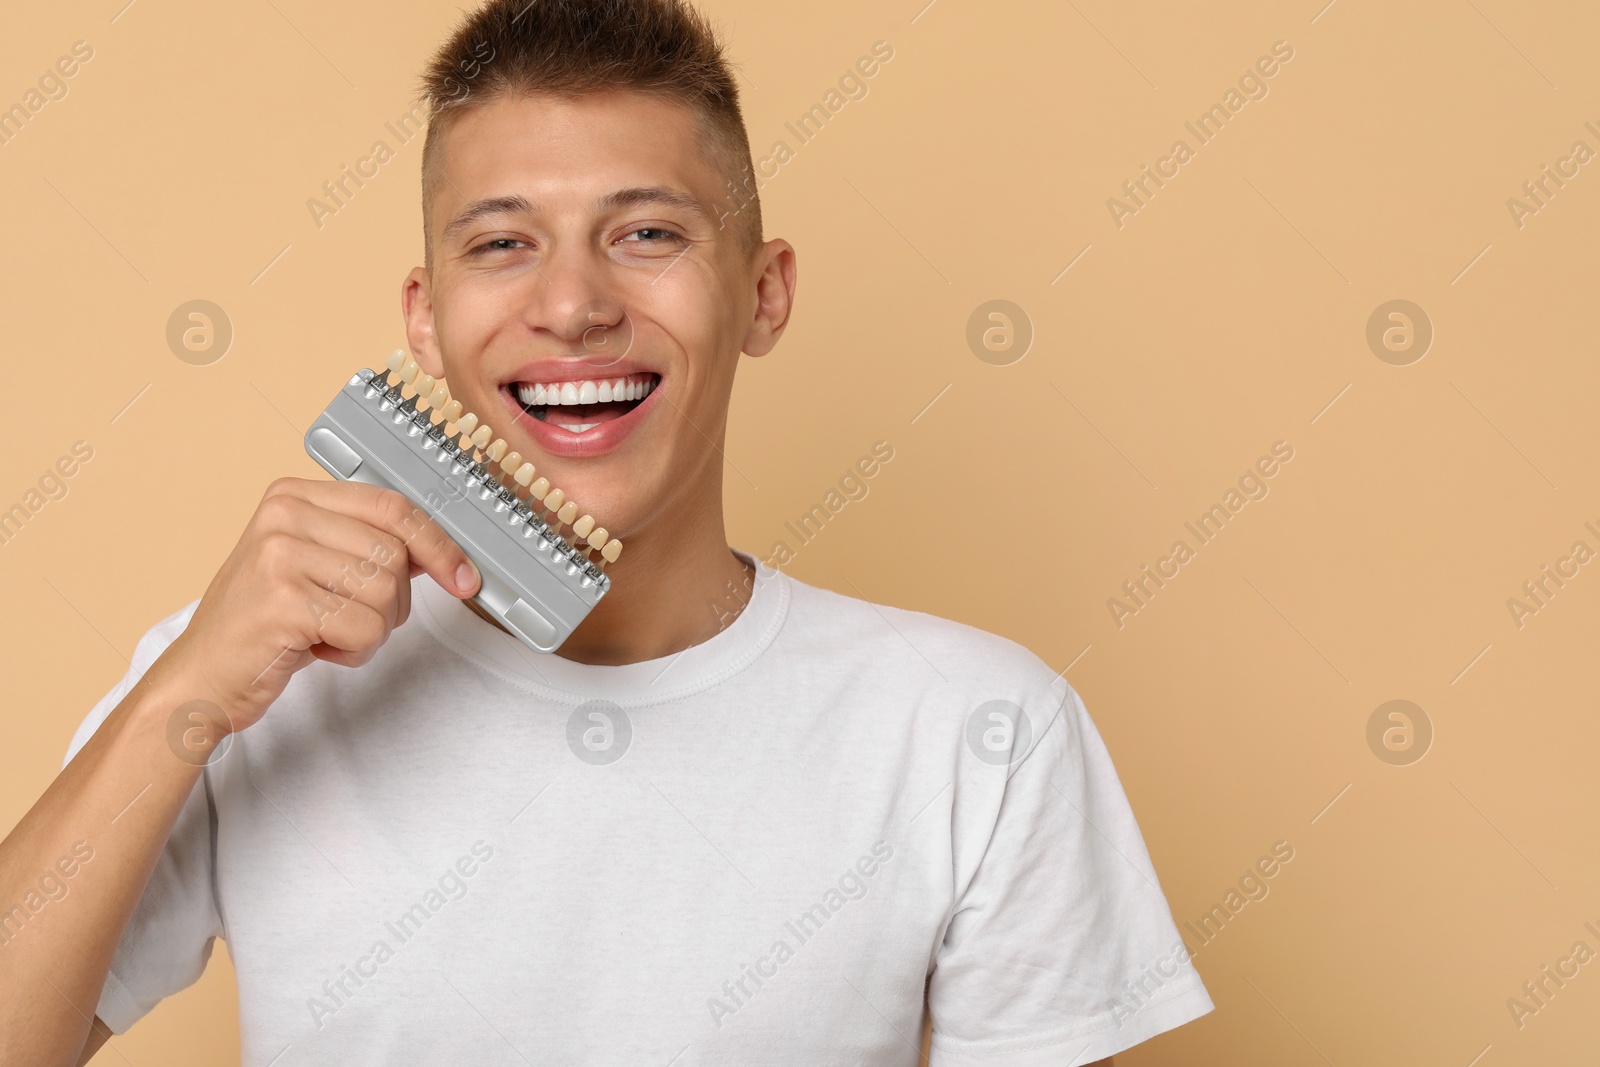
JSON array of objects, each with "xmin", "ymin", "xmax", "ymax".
[{"xmin": 508, "ymin": 372, "xmax": 660, "ymax": 434}]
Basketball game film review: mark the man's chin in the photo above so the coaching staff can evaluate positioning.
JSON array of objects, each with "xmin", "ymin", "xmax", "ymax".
[{"xmin": 530, "ymin": 471, "xmax": 654, "ymax": 548}]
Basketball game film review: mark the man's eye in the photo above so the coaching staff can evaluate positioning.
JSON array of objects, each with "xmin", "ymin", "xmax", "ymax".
[
  {"xmin": 623, "ymin": 227, "xmax": 683, "ymax": 244},
  {"xmin": 470, "ymin": 238, "xmax": 524, "ymax": 255}
]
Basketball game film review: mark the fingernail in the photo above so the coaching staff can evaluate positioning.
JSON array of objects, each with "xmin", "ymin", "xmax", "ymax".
[{"xmin": 456, "ymin": 561, "xmax": 480, "ymax": 594}]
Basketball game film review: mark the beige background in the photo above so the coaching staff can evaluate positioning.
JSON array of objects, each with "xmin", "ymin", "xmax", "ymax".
[{"xmin": 3, "ymin": 0, "xmax": 1598, "ymax": 1062}]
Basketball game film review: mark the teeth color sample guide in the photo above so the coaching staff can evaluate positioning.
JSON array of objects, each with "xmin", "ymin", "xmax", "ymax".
[{"xmin": 303, "ymin": 353, "xmax": 617, "ymax": 654}]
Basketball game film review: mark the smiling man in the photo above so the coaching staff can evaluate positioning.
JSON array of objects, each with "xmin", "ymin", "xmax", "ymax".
[
  {"xmin": 0, "ymin": 2, "xmax": 1212, "ymax": 1065},
  {"xmin": 401, "ymin": 74, "xmax": 773, "ymax": 665}
]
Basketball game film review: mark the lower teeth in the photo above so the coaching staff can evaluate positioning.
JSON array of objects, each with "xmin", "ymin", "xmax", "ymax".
[{"xmin": 524, "ymin": 399, "xmax": 639, "ymax": 431}]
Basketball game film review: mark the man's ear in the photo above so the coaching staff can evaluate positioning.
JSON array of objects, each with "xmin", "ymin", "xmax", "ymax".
[
  {"xmin": 741, "ymin": 239, "xmax": 797, "ymax": 358},
  {"xmin": 401, "ymin": 266, "xmax": 445, "ymax": 378}
]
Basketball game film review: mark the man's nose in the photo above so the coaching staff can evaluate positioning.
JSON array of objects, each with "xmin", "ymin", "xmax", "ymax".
[{"xmin": 528, "ymin": 245, "xmax": 632, "ymax": 360}]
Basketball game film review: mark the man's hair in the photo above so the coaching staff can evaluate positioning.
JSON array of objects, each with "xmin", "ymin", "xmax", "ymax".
[{"xmin": 418, "ymin": 0, "xmax": 761, "ymax": 267}]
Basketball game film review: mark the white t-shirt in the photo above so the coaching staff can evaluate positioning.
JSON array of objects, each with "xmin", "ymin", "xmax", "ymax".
[{"xmin": 65, "ymin": 550, "xmax": 1212, "ymax": 1065}]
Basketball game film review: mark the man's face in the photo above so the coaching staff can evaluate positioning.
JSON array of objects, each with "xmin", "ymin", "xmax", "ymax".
[{"xmin": 403, "ymin": 91, "xmax": 790, "ymax": 548}]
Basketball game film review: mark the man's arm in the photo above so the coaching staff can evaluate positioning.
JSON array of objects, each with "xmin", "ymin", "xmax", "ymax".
[
  {"xmin": 0, "ymin": 479, "xmax": 479, "ymax": 1065},
  {"xmin": 75, "ymin": 1016, "xmax": 111, "ymax": 1065},
  {"xmin": 0, "ymin": 665, "xmax": 210, "ymax": 1066}
]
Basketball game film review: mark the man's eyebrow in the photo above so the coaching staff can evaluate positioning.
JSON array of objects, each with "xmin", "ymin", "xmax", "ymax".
[
  {"xmin": 598, "ymin": 186, "xmax": 711, "ymax": 222},
  {"xmin": 440, "ymin": 194, "xmax": 535, "ymax": 243}
]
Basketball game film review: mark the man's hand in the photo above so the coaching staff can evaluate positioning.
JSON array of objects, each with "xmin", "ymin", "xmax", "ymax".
[{"xmin": 155, "ymin": 477, "xmax": 480, "ymax": 733}]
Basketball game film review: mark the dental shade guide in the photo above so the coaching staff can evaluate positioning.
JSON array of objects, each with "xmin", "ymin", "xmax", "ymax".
[{"xmin": 304, "ymin": 350, "xmax": 621, "ymax": 654}]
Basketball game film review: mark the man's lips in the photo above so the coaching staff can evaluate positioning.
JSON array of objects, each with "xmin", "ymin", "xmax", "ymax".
[{"xmin": 497, "ymin": 371, "xmax": 661, "ymax": 458}]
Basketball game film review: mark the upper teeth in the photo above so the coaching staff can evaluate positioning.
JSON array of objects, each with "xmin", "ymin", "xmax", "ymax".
[{"xmin": 515, "ymin": 376, "xmax": 655, "ymax": 406}]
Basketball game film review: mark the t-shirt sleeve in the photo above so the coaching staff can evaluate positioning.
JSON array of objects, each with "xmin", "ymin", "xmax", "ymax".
[
  {"xmin": 926, "ymin": 681, "xmax": 1213, "ymax": 1066},
  {"xmin": 60, "ymin": 600, "xmax": 224, "ymax": 1035}
]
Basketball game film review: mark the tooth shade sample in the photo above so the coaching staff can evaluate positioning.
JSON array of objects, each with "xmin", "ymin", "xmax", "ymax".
[
  {"xmin": 557, "ymin": 502, "xmax": 578, "ymax": 526},
  {"xmin": 601, "ymin": 539, "xmax": 622, "ymax": 563},
  {"xmin": 470, "ymin": 426, "xmax": 492, "ymax": 450},
  {"xmin": 439, "ymin": 399, "xmax": 463, "ymax": 424},
  {"xmin": 386, "ymin": 349, "xmax": 407, "ymax": 373},
  {"xmin": 543, "ymin": 488, "xmax": 566, "ymax": 513},
  {"xmin": 455, "ymin": 412, "xmax": 479, "ymax": 438},
  {"xmin": 486, "ymin": 438, "xmax": 508, "ymax": 462},
  {"xmin": 529, "ymin": 477, "xmax": 551, "ymax": 501},
  {"xmin": 399, "ymin": 361, "xmax": 420, "ymax": 385},
  {"xmin": 514, "ymin": 462, "xmax": 536, "ymax": 487},
  {"xmin": 573, "ymin": 514, "xmax": 595, "ymax": 540},
  {"xmin": 587, "ymin": 528, "xmax": 609, "ymax": 551},
  {"xmin": 499, "ymin": 450, "xmax": 522, "ymax": 473},
  {"xmin": 428, "ymin": 383, "xmax": 450, "ymax": 408}
]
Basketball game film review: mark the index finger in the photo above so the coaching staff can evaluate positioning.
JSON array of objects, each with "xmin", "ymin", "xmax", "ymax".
[{"xmin": 272, "ymin": 478, "xmax": 482, "ymax": 599}]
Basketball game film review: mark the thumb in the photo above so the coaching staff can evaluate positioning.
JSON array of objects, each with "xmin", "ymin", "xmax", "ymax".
[{"xmin": 396, "ymin": 505, "xmax": 481, "ymax": 598}]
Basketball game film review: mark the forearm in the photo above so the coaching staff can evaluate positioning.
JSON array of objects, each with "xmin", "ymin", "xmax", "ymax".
[{"xmin": 0, "ymin": 659, "xmax": 208, "ymax": 1066}]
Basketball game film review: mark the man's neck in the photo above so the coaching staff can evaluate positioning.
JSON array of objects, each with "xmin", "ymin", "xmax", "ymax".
[{"xmin": 460, "ymin": 510, "xmax": 756, "ymax": 667}]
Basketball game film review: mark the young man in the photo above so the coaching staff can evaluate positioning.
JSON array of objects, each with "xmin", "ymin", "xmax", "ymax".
[{"xmin": 0, "ymin": 1, "xmax": 1212, "ymax": 1063}]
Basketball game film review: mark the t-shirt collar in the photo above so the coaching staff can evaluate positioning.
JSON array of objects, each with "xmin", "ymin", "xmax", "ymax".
[{"xmin": 415, "ymin": 548, "xmax": 789, "ymax": 707}]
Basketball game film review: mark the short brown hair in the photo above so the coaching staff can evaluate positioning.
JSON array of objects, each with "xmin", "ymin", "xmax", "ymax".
[{"xmin": 418, "ymin": 0, "xmax": 761, "ymax": 267}]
